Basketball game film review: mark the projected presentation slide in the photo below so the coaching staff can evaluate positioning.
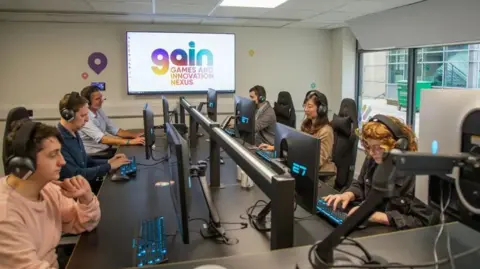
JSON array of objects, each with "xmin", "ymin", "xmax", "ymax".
[{"xmin": 127, "ymin": 32, "xmax": 235, "ymax": 94}]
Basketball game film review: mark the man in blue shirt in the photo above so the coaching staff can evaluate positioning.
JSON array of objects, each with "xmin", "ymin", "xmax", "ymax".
[
  {"xmin": 57, "ymin": 92, "xmax": 130, "ymax": 185},
  {"xmin": 79, "ymin": 86, "xmax": 144, "ymax": 156}
]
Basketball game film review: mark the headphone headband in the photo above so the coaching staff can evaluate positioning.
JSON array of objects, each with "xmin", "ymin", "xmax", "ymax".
[
  {"xmin": 368, "ymin": 114, "xmax": 409, "ymax": 150},
  {"xmin": 66, "ymin": 91, "xmax": 79, "ymax": 110},
  {"xmin": 12, "ymin": 121, "xmax": 39, "ymax": 158}
]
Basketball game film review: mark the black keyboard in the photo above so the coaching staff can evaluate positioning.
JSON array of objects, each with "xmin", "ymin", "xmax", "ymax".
[
  {"xmin": 224, "ymin": 128, "xmax": 236, "ymax": 136},
  {"xmin": 316, "ymin": 199, "xmax": 347, "ymax": 226},
  {"xmin": 132, "ymin": 216, "xmax": 168, "ymax": 267},
  {"xmin": 120, "ymin": 157, "xmax": 137, "ymax": 176},
  {"xmin": 255, "ymin": 150, "xmax": 275, "ymax": 162}
]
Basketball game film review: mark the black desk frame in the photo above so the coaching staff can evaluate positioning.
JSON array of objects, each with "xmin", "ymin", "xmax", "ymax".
[{"xmin": 179, "ymin": 97, "xmax": 296, "ymax": 250}]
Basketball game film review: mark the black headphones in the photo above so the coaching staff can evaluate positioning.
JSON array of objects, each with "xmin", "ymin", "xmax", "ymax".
[
  {"xmin": 304, "ymin": 90, "xmax": 328, "ymax": 116},
  {"xmin": 252, "ymin": 85, "xmax": 266, "ymax": 103},
  {"xmin": 60, "ymin": 92, "xmax": 79, "ymax": 122},
  {"xmin": 6, "ymin": 121, "xmax": 40, "ymax": 179},
  {"xmin": 368, "ymin": 114, "xmax": 409, "ymax": 150}
]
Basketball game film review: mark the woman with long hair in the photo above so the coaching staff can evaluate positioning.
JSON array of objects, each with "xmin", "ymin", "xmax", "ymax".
[
  {"xmin": 324, "ymin": 115, "xmax": 438, "ymax": 229},
  {"xmin": 259, "ymin": 90, "xmax": 336, "ymax": 174}
]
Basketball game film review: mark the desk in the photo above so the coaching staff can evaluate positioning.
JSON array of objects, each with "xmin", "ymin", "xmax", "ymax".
[
  {"xmin": 130, "ymin": 222, "xmax": 480, "ymax": 269},
  {"xmin": 67, "ymin": 134, "xmax": 394, "ymax": 269}
]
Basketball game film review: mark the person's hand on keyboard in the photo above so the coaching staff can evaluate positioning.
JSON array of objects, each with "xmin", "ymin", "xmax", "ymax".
[
  {"xmin": 128, "ymin": 137, "xmax": 145, "ymax": 145},
  {"xmin": 258, "ymin": 143, "xmax": 274, "ymax": 151},
  {"xmin": 323, "ymin": 192, "xmax": 355, "ymax": 211},
  {"xmin": 108, "ymin": 154, "xmax": 131, "ymax": 171}
]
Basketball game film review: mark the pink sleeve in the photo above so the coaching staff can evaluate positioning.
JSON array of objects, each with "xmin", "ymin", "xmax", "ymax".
[
  {"xmin": 54, "ymin": 186, "xmax": 101, "ymax": 234},
  {"xmin": 0, "ymin": 220, "xmax": 55, "ymax": 269}
]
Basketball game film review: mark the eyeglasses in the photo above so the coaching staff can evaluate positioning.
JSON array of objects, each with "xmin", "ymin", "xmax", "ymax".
[{"xmin": 362, "ymin": 142, "xmax": 385, "ymax": 153}]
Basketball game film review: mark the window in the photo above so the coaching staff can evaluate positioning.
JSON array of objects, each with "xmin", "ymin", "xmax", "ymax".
[
  {"xmin": 414, "ymin": 43, "xmax": 480, "ymax": 135},
  {"xmin": 359, "ymin": 51, "xmax": 409, "ymax": 149}
]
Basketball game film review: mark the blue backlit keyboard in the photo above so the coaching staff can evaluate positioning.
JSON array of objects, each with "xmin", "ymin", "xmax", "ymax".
[
  {"xmin": 255, "ymin": 150, "xmax": 275, "ymax": 162},
  {"xmin": 224, "ymin": 128, "xmax": 236, "ymax": 136},
  {"xmin": 120, "ymin": 157, "xmax": 137, "ymax": 176},
  {"xmin": 316, "ymin": 199, "xmax": 347, "ymax": 226},
  {"xmin": 133, "ymin": 216, "xmax": 168, "ymax": 267}
]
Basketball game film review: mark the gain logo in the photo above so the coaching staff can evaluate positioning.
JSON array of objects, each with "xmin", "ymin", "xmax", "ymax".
[{"xmin": 151, "ymin": 41, "xmax": 213, "ymax": 75}]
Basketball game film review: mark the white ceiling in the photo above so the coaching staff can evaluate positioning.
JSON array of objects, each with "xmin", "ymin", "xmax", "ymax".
[{"xmin": 0, "ymin": 0, "xmax": 425, "ymax": 29}]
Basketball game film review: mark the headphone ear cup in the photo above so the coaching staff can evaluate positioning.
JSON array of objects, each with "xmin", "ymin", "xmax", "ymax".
[
  {"xmin": 7, "ymin": 156, "xmax": 35, "ymax": 179},
  {"xmin": 395, "ymin": 137, "xmax": 409, "ymax": 150},
  {"xmin": 61, "ymin": 109, "xmax": 74, "ymax": 122}
]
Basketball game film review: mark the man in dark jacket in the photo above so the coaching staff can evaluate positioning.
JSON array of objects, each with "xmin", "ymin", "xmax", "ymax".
[{"xmin": 249, "ymin": 85, "xmax": 276, "ymax": 146}]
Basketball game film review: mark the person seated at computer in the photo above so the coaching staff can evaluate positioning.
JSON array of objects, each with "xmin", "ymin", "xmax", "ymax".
[
  {"xmin": 79, "ymin": 85, "xmax": 144, "ymax": 157},
  {"xmin": 249, "ymin": 85, "xmax": 276, "ymax": 145},
  {"xmin": 259, "ymin": 90, "xmax": 336, "ymax": 176},
  {"xmin": 0, "ymin": 120, "xmax": 101, "ymax": 268},
  {"xmin": 57, "ymin": 92, "xmax": 130, "ymax": 185},
  {"xmin": 323, "ymin": 115, "xmax": 438, "ymax": 229}
]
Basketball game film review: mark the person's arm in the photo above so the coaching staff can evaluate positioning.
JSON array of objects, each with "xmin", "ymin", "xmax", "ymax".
[
  {"xmin": 384, "ymin": 175, "xmax": 440, "ymax": 229},
  {"xmin": 50, "ymin": 183, "xmax": 101, "ymax": 234},
  {"xmin": 344, "ymin": 157, "xmax": 371, "ymax": 201},
  {"xmin": 60, "ymin": 148, "xmax": 110, "ymax": 182},
  {"xmin": 317, "ymin": 126, "xmax": 334, "ymax": 168},
  {"xmin": 255, "ymin": 106, "xmax": 276, "ymax": 133},
  {"xmin": 81, "ymin": 118, "xmax": 130, "ymax": 146},
  {"xmin": 87, "ymin": 155, "xmax": 109, "ymax": 167},
  {"xmin": 0, "ymin": 220, "xmax": 55, "ymax": 269},
  {"xmin": 116, "ymin": 129, "xmax": 140, "ymax": 139}
]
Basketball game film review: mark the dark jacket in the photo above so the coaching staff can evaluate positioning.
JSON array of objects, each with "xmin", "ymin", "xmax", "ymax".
[
  {"xmin": 346, "ymin": 157, "xmax": 439, "ymax": 230},
  {"xmin": 254, "ymin": 101, "xmax": 276, "ymax": 146},
  {"xmin": 58, "ymin": 123, "xmax": 111, "ymax": 182}
]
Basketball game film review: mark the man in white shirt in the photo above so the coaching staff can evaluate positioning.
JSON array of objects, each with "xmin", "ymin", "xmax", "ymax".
[{"xmin": 79, "ymin": 86, "xmax": 144, "ymax": 156}]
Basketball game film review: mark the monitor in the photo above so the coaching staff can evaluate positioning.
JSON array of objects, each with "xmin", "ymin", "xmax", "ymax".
[
  {"xmin": 274, "ymin": 123, "xmax": 320, "ymax": 214},
  {"xmin": 207, "ymin": 88, "xmax": 217, "ymax": 121},
  {"xmin": 234, "ymin": 95, "xmax": 256, "ymax": 145},
  {"xmin": 416, "ymin": 89, "xmax": 480, "ymax": 230},
  {"xmin": 126, "ymin": 32, "xmax": 235, "ymax": 95},
  {"xmin": 142, "ymin": 103, "xmax": 155, "ymax": 160},
  {"xmin": 162, "ymin": 96, "xmax": 170, "ymax": 129},
  {"xmin": 166, "ymin": 123, "xmax": 191, "ymax": 244}
]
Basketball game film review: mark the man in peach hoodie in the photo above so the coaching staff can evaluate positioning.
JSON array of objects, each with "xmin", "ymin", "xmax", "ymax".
[{"xmin": 0, "ymin": 120, "xmax": 101, "ymax": 268}]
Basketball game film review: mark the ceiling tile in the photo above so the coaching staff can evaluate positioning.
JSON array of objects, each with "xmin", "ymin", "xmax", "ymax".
[
  {"xmin": 155, "ymin": 0, "xmax": 218, "ymax": 4},
  {"xmin": 261, "ymin": 8, "xmax": 317, "ymax": 20},
  {"xmin": 283, "ymin": 21, "xmax": 331, "ymax": 29},
  {"xmin": 0, "ymin": 0, "xmax": 93, "ymax": 11},
  {"xmin": 323, "ymin": 23, "xmax": 347, "ymax": 29},
  {"xmin": 211, "ymin": 6, "xmax": 268, "ymax": 18},
  {"xmin": 200, "ymin": 17, "xmax": 248, "ymax": 26},
  {"xmin": 305, "ymin": 11, "xmax": 362, "ymax": 23},
  {"xmin": 277, "ymin": 0, "xmax": 355, "ymax": 13},
  {"xmin": 336, "ymin": 0, "xmax": 392, "ymax": 13},
  {"xmin": 155, "ymin": 3, "xmax": 212, "ymax": 16},
  {"xmin": 243, "ymin": 19, "xmax": 290, "ymax": 27},
  {"xmin": 90, "ymin": 1, "xmax": 153, "ymax": 14}
]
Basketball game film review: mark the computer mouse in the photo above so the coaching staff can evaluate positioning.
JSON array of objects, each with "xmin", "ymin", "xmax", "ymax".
[{"xmin": 110, "ymin": 174, "xmax": 130, "ymax": 181}]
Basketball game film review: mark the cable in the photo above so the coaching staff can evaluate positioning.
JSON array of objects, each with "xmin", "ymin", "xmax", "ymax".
[
  {"xmin": 433, "ymin": 182, "xmax": 452, "ymax": 269},
  {"xmin": 454, "ymin": 174, "xmax": 480, "ymax": 214},
  {"xmin": 308, "ymin": 240, "xmax": 480, "ymax": 268}
]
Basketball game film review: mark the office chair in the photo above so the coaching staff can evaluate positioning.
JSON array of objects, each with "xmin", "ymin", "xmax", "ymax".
[
  {"xmin": 330, "ymin": 98, "xmax": 359, "ymax": 191},
  {"xmin": 3, "ymin": 107, "xmax": 31, "ymax": 174},
  {"xmin": 273, "ymin": 91, "xmax": 296, "ymax": 128}
]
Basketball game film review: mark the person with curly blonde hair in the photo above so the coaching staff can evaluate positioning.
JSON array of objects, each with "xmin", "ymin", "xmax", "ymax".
[{"xmin": 323, "ymin": 114, "xmax": 438, "ymax": 230}]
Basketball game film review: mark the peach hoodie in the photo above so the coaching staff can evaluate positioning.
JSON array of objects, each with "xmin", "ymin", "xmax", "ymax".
[{"xmin": 0, "ymin": 176, "xmax": 101, "ymax": 268}]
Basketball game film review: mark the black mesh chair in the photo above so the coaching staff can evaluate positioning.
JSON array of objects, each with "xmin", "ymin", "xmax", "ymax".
[
  {"xmin": 274, "ymin": 91, "xmax": 296, "ymax": 128},
  {"xmin": 3, "ymin": 107, "xmax": 30, "ymax": 174},
  {"xmin": 330, "ymin": 98, "xmax": 359, "ymax": 191}
]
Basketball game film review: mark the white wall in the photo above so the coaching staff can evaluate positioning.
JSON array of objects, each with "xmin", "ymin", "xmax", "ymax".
[{"xmin": 0, "ymin": 22, "xmax": 332, "ymax": 121}]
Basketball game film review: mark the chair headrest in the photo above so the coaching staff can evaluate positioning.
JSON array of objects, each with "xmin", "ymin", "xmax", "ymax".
[
  {"xmin": 5, "ymin": 107, "xmax": 30, "ymax": 134},
  {"xmin": 277, "ymin": 91, "xmax": 294, "ymax": 108},
  {"xmin": 339, "ymin": 98, "xmax": 357, "ymax": 120},
  {"xmin": 331, "ymin": 114, "xmax": 353, "ymax": 137}
]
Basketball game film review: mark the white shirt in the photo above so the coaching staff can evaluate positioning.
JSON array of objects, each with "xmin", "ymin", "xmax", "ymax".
[{"xmin": 80, "ymin": 108, "xmax": 119, "ymax": 154}]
